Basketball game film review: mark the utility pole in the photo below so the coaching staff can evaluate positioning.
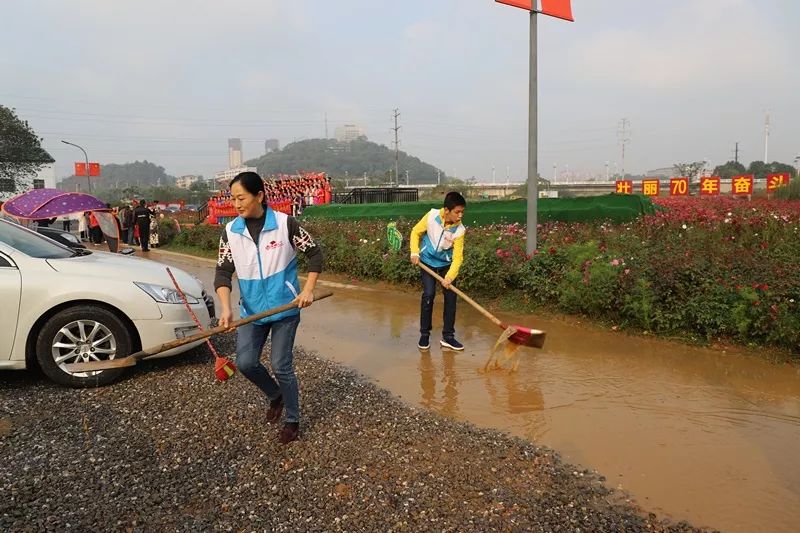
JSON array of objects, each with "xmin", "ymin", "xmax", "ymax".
[
  {"xmin": 492, "ymin": 165, "xmax": 496, "ymax": 184},
  {"xmin": 436, "ymin": 169, "xmax": 440, "ymax": 185},
  {"xmin": 405, "ymin": 170, "xmax": 409, "ymax": 186},
  {"xmin": 605, "ymin": 161, "xmax": 610, "ymax": 180},
  {"xmin": 618, "ymin": 118, "xmax": 630, "ymax": 179},
  {"xmin": 392, "ymin": 108, "xmax": 401, "ymax": 187},
  {"xmin": 552, "ymin": 163, "xmax": 557, "ymax": 182},
  {"xmin": 764, "ymin": 112, "xmax": 770, "ymax": 163},
  {"xmin": 734, "ymin": 142, "xmax": 739, "ymax": 164},
  {"xmin": 527, "ymin": 9, "xmax": 538, "ymax": 253}
]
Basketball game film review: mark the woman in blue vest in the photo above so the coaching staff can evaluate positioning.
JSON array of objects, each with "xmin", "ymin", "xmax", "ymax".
[{"xmin": 215, "ymin": 171, "xmax": 323, "ymax": 444}]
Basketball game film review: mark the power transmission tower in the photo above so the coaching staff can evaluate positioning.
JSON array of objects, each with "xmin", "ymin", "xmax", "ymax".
[
  {"xmin": 617, "ymin": 118, "xmax": 630, "ymax": 179},
  {"xmin": 392, "ymin": 109, "xmax": 401, "ymax": 187},
  {"xmin": 734, "ymin": 142, "xmax": 739, "ymax": 164}
]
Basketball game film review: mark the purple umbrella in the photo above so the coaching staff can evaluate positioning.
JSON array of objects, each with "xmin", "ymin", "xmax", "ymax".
[{"xmin": 1, "ymin": 188, "xmax": 108, "ymax": 219}]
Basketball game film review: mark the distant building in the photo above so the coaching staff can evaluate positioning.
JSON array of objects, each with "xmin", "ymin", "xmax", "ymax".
[
  {"xmin": 228, "ymin": 138, "xmax": 243, "ymax": 169},
  {"xmin": 265, "ymin": 139, "xmax": 280, "ymax": 153},
  {"xmin": 214, "ymin": 166, "xmax": 258, "ymax": 188},
  {"xmin": 646, "ymin": 167, "xmax": 676, "ymax": 178},
  {"xmin": 335, "ymin": 124, "xmax": 366, "ymax": 143},
  {"xmin": 175, "ymin": 175, "xmax": 201, "ymax": 189}
]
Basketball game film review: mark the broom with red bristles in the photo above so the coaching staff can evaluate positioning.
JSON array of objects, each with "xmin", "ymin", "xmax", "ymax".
[{"xmin": 166, "ymin": 267, "xmax": 236, "ymax": 381}]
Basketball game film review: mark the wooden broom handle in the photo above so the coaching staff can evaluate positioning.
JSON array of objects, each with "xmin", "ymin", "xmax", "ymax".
[{"xmin": 417, "ymin": 262, "xmax": 504, "ymax": 328}]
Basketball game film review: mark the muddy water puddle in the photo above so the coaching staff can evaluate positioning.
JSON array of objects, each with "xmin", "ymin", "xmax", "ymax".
[{"xmin": 153, "ymin": 251, "xmax": 800, "ymax": 532}]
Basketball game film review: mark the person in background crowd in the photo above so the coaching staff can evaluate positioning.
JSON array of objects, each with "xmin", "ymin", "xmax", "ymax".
[
  {"xmin": 119, "ymin": 204, "xmax": 132, "ymax": 244},
  {"xmin": 133, "ymin": 200, "xmax": 154, "ymax": 252},
  {"xmin": 79, "ymin": 212, "xmax": 88, "ymax": 241},
  {"xmin": 149, "ymin": 207, "xmax": 160, "ymax": 248},
  {"xmin": 89, "ymin": 211, "xmax": 103, "ymax": 244}
]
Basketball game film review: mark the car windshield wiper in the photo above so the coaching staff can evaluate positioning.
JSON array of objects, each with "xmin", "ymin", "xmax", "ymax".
[{"xmin": 70, "ymin": 248, "xmax": 92, "ymax": 257}]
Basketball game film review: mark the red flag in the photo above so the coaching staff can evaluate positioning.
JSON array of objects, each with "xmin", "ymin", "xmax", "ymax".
[
  {"xmin": 88, "ymin": 162, "xmax": 101, "ymax": 177},
  {"xmin": 540, "ymin": 0, "xmax": 573, "ymax": 21},
  {"xmin": 496, "ymin": 0, "xmax": 532, "ymax": 10},
  {"xmin": 74, "ymin": 162, "xmax": 87, "ymax": 176}
]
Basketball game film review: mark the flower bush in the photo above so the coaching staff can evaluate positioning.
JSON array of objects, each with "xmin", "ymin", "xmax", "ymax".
[{"xmin": 174, "ymin": 197, "xmax": 800, "ymax": 352}]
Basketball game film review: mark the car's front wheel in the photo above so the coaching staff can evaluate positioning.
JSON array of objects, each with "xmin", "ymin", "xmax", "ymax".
[{"xmin": 36, "ymin": 305, "xmax": 132, "ymax": 387}]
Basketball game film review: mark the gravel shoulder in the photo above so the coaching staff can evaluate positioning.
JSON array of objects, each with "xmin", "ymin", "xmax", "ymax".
[{"xmin": 0, "ymin": 335, "xmax": 710, "ymax": 532}]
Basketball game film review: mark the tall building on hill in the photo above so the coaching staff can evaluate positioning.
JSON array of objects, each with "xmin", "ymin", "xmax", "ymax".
[
  {"xmin": 228, "ymin": 138, "xmax": 242, "ymax": 169},
  {"xmin": 265, "ymin": 139, "xmax": 280, "ymax": 153},
  {"xmin": 335, "ymin": 124, "xmax": 365, "ymax": 143}
]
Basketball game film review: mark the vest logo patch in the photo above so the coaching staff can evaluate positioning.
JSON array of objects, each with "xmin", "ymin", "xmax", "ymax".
[{"xmin": 264, "ymin": 240, "xmax": 285, "ymax": 252}]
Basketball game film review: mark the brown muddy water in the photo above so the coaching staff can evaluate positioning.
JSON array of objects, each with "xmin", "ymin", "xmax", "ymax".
[{"xmin": 153, "ymin": 251, "xmax": 800, "ymax": 532}]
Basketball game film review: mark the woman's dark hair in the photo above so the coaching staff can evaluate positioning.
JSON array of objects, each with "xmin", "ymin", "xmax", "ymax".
[{"xmin": 230, "ymin": 171, "xmax": 265, "ymax": 201}]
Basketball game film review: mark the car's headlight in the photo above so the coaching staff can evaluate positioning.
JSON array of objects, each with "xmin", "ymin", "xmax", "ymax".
[{"xmin": 134, "ymin": 282, "xmax": 199, "ymax": 304}]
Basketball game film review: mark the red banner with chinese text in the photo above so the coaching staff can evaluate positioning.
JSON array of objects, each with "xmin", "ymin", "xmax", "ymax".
[
  {"xmin": 615, "ymin": 180, "xmax": 633, "ymax": 194},
  {"xmin": 641, "ymin": 179, "xmax": 660, "ymax": 197},
  {"xmin": 74, "ymin": 162, "xmax": 87, "ymax": 176},
  {"xmin": 700, "ymin": 177, "xmax": 721, "ymax": 196},
  {"xmin": 88, "ymin": 162, "xmax": 101, "ymax": 177},
  {"xmin": 731, "ymin": 174, "xmax": 753, "ymax": 196},
  {"xmin": 670, "ymin": 177, "xmax": 689, "ymax": 196},
  {"xmin": 767, "ymin": 173, "xmax": 789, "ymax": 191}
]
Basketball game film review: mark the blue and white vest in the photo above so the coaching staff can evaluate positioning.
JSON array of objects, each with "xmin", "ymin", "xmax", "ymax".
[
  {"xmin": 419, "ymin": 208, "xmax": 465, "ymax": 268},
  {"xmin": 225, "ymin": 208, "xmax": 300, "ymax": 324}
]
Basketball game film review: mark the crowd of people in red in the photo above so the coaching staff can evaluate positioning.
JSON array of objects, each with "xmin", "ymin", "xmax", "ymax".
[{"xmin": 206, "ymin": 172, "xmax": 332, "ymax": 225}]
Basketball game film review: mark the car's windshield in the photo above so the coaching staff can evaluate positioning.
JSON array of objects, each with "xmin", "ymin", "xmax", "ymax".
[{"xmin": 0, "ymin": 219, "xmax": 75, "ymax": 259}]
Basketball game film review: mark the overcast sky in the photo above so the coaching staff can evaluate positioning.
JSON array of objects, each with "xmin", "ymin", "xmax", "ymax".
[{"xmin": 2, "ymin": 0, "xmax": 798, "ymax": 182}]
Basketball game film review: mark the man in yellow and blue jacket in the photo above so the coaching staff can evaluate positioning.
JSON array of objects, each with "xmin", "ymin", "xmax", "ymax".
[{"xmin": 409, "ymin": 191, "xmax": 467, "ymax": 351}]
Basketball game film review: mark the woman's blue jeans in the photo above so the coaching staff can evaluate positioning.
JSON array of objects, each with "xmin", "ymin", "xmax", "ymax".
[{"xmin": 235, "ymin": 313, "xmax": 301, "ymax": 424}]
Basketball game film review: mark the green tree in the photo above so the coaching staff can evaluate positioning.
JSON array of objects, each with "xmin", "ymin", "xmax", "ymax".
[
  {"xmin": 0, "ymin": 105, "xmax": 54, "ymax": 193},
  {"xmin": 673, "ymin": 161, "xmax": 706, "ymax": 183},
  {"xmin": 712, "ymin": 161, "xmax": 746, "ymax": 180}
]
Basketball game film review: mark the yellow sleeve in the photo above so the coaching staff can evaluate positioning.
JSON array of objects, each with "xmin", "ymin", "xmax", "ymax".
[
  {"xmin": 409, "ymin": 214, "xmax": 428, "ymax": 256},
  {"xmin": 445, "ymin": 234, "xmax": 464, "ymax": 280}
]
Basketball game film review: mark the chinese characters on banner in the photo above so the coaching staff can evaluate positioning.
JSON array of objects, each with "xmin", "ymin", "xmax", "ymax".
[
  {"xmin": 88, "ymin": 163, "xmax": 101, "ymax": 177},
  {"xmin": 614, "ymin": 174, "xmax": 791, "ymax": 196},
  {"xmin": 731, "ymin": 174, "xmax": 754, "ymax": 196},
  {"xmin": 767, "ymin": 173, "xmax": 789, "ymax": 191},
  {"xmin": 670, "ymin": 178, "xmax": 689, "ymax": 196},
  {"xmin": 615, "ymin": 180, "xmax": 633, "ymax": 194},
  {"xmin": 74, "ymin": 162, "xmax": 87, "ymax": 176},
  {"xmin": 641, "ymin": 179, "xmax": 660, "ymax": 196},
  {"xmin": 700, "ymin": 177, "xmax": 721, "ymax": 196}
]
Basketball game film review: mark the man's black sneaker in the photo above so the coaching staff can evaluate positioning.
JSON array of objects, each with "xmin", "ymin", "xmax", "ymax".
[
  {"xmin": 418, "ymin": 335, "xmax": 430, "ymax": 350},
  {"xmin": 440, "ymin": 338, "xmax": 464, "ymax": 351}
]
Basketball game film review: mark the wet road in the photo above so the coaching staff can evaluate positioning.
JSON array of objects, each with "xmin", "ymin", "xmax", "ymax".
[{"xmin": 151, "ymin": 250, "xmax": 800, "ymax": 532}]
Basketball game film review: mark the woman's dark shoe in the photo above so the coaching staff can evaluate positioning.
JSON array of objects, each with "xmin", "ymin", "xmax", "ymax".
[
  {"xmin": 266, "ymin": 396, "xmax": 283, "ymax": 423},
  {"xmin": 278, "ymin": 423, "xmax": 299, "ymax": 444}
]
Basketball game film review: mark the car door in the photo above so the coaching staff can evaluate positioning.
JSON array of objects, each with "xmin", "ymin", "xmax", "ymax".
[{"xmin": 0, "ymin": 251, "xmax": 22, "ymax": 360}]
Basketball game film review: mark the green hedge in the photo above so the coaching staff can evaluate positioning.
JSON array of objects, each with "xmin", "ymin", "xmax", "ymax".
[{"xmin": 301, "ymin": 194, "xmax": 655, "ymax": 225}]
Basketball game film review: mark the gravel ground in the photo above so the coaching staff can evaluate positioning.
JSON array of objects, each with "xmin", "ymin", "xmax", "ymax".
[{"xmin": 0, "ymin": 334, "xmax": 711, "ymax": 532}]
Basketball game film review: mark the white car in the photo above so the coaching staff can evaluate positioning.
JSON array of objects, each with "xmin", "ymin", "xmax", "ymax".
[{"xmin": 0, "ymin": 218, "xmax": 214, "ymax": 387}]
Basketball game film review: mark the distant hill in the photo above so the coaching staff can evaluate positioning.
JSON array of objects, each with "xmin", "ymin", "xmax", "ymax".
[
  {"xmin": 246, "ymin": 138, "xmax": 444, "ymax": 184},
  {"xmin": 58, "ymin": 160, "xmax": 175, "ymax": 191}
]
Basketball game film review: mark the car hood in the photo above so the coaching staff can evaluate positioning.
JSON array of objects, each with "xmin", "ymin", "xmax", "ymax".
[{"xmin": 46, "ymin": 252, "xmax": 205, "ymax": 298}]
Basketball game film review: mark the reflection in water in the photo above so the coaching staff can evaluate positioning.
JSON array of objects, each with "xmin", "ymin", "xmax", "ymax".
[
  {"xmin": 419, "ymin": 352, "xmax": 459, "ymax": 416},
  {"xmin": 154, "ymin": 254, "xmax": 800, "ymax": 533}
]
